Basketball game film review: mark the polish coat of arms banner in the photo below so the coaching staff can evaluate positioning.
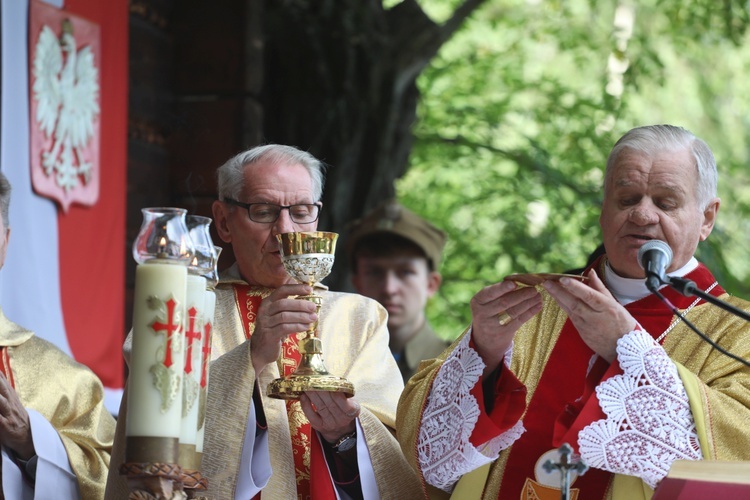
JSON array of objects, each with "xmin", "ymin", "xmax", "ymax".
[{"xmin": 29, "ymin": 0, "xmax": 101, "ymax": 212}]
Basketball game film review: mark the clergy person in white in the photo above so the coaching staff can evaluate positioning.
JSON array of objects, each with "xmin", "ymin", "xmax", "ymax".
[{"xmin": 0, "ymin": 171, "xmax": 114, "ymax": 498}]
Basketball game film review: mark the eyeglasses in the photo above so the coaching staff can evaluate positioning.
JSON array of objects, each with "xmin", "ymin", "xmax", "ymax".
[{"xmin": 224, "ymin": 199, "xmax": 322, "ymax": 224}]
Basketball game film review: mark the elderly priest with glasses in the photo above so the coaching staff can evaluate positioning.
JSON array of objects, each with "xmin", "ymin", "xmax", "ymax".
[{"xmin": 107, "ymin": 144, "xmax": 421, "ymax": 499}]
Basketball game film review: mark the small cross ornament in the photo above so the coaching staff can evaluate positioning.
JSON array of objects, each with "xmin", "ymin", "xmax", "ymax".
[{"xmin": 542, "ymin": 443, "xmax": 589, "ymax": 500}]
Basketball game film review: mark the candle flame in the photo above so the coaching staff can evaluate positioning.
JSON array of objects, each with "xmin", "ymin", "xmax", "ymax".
[
  {"xmin": 180, "ymin": 239, "xmax": 187, "ymax": 257},
  {"xmin": 158, "ymin": 236, "xmax": 167, "ymax": 252}
]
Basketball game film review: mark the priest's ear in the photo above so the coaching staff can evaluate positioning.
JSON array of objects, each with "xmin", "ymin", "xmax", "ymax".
[
  {"xmin": 700, "ymin": 197, "xmax": 720, "ymax": 241},
  {"xmin": 212, "ymin": 200, "xmax": 233, "ymax": 243}
]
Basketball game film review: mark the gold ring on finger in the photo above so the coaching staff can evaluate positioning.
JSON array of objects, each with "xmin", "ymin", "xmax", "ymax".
[{"xmin": 498, "ymin": 311, "xmax": 512, "ymax": 326}]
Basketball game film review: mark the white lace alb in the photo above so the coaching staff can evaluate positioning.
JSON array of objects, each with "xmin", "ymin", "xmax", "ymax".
[
  {"xmin": 578, "ymin": 329, "xmax": 702, "ymax": 488},
  {"xmin": 418, "ymin": 334, "xmax": 524, "ymax": 492}
]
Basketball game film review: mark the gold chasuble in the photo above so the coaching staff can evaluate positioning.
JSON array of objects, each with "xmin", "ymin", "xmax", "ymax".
[
  {"xmin": 198, "ymin": 264, "xmax": 422, "ymax": 499},
  {"xmin": 0, "ymin": 308, "xmax": 115, "ymax": 499},
  {"xmin": 397, "ymin": 260, "xmax": 750, "ymax": 500}
]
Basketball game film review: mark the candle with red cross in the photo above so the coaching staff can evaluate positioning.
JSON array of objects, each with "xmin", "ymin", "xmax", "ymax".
[
  {"xmin": 196, "ymin": 245, "xmax": 220, "ymax": 457},
  {"xmin": 126, "ymin": 207, "xmax": 194, "ymax": 465},
  {"xmin": 194, "ymin": 287, "xmax": 214, "ymax": 456},
  {"xmin": 180, "ymin": 216, "xmax": 217, "ymax": 471},
  {"xmin": 177, "ymin": 273, "xmax": 206, "ymax": 469}
]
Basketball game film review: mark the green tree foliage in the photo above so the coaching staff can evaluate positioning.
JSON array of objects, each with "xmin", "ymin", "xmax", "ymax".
[{"xmin": 396, "ymin": 0, "xmax": 750, "ymax": 338}]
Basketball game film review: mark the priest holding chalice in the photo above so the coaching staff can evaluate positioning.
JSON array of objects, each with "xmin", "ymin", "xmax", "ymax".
[{"xmin": 191, "ymin": 145, "xmax": 421, "ymax": 499}]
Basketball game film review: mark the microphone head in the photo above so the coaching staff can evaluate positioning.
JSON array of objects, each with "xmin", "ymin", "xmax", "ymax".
[{"xmin": 637, "ymin": 240, "xmax": 673, "ymax": 270}]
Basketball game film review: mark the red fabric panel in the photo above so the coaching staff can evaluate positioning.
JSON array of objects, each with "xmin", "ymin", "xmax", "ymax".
[
  {"xmin": 653, "ymin": 478, "xmax": 750, "ymax": 499},
  {"xmin": 468, "ymin": 361, "xmax": 528, "ymax": 447},
  {"xmin": 56, "ymin": 0, "xmax": 128, "ymax": 389},
  {"xmin": 310, "ymin": 434, "xmax": 337, "ymax": 499}
]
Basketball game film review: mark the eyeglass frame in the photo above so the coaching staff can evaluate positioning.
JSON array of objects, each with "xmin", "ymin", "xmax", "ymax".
[{"xmin": 223, "ymin": 198, "xmax": 323, "ymax": 224}]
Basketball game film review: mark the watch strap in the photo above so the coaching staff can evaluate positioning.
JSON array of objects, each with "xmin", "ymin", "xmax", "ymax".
[{"xmin": 331, "ymin": 430, "xmax": 357, "ymax": 453}]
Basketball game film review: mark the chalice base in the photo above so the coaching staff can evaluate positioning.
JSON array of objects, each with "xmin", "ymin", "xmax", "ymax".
[{"xmin": 267, "ymin": 374, "xmax": 355, "ymax": 400}]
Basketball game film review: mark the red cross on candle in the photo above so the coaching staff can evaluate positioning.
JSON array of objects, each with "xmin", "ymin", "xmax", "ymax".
[
  {"xmin": 150, "ymin": 297, "xmax": 182, "ymax": 368},
  {"xmin": 184, "ymin": 306, "xmax": 202, "ymax": 374},
  {"xmin": 200, "ymin": 321, "xmax": 212, "ymax": 388}
]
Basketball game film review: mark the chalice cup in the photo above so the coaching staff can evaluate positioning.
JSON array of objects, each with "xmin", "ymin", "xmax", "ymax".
[{"xmin": 266, "ymin": 231, "xmax": 355, "ymax": 400}]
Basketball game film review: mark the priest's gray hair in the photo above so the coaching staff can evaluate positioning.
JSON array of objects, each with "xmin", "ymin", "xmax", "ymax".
[
  {"xmin": 604, "ymin": 124, "xmax": 718, "ymax": 211},
  {"xmin": 216, "ymin": 144, "xmax": 326, "ymax": 203},
  {"xmin": 0, "ymin": 171, "xmax": 10, "ymax": 227}
]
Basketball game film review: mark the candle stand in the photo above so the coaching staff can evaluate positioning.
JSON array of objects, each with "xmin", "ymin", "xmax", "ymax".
[{"xmin": 119, "ymin": 461, "xmax": 186, "ymax": 500}]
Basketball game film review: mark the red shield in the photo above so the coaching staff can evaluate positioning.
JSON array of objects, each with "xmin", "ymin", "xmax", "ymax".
[{"xmin": 29, "ymin": 0, "xmax": 101, "ymax": 212}]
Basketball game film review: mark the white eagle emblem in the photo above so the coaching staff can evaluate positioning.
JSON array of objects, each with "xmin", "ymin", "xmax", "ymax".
[{"xmin": 32, "ymin": 20, "xmax": 99, "ymax": 195}]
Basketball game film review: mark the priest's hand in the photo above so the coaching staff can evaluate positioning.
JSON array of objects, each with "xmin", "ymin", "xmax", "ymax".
[
  {"xmin": 301, "ymin": 392, "xmax": 360, "ymax": 444},
  {"xmin": 252, "ymin": 284, "xmax": 318, "ymax": 375},
  {"xmin": 470, "ymin": 280, "xmax": 543, "ymax": 378},
  {"xmin": 0, "ymin": 372, "xmax": 34, "ymax": 460},
  {"xmin": 542, "ymin": 269, "xmax": 637, "ymax": 363}
]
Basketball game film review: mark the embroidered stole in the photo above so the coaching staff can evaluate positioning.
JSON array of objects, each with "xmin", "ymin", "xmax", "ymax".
[
  {"xmin": 233, "ymin": 284, "xmax": 335, "ymax": 500},
  {"xmin": 0, "ymin": 348, "xmax": 12, "ymax": 387},
  {"xmin": 0, "ymin": 347, "xmax": 11, "ymax": 484}
]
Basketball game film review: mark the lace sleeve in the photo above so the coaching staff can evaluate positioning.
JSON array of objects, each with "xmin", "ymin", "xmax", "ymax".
[
  {"xmin": 578, "ymin": 329, "xmax": 702, "ymax": 488},
  {"xmin": 418, "ymin": 333, "xmax": 525, "ymax": 492}
]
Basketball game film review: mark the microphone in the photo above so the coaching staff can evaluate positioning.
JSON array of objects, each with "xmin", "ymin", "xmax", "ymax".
[{"xmin": 637, "ymin": 240, "xmax": 672, "ymax": 292}]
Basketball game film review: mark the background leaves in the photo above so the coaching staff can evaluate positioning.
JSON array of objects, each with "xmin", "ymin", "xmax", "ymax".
[{"xmin": 397, "ymin": 0, "xmax": 750, "ymax": 338}]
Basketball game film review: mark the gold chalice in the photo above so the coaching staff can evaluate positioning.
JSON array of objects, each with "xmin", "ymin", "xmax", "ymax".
[{"xmin": 266, "ymin": 231, "xmax": 355, "ymax": 399}]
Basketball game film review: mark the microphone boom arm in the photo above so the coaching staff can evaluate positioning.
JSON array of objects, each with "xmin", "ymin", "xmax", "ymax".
[{"xmin": 668, "ymin": 276, "xmax": 750, "ymax": 323}]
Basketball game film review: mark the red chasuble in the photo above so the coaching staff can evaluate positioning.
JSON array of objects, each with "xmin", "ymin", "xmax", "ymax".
[
  {"xmin": 476, "ymin": 259, "xmax": 724, "ymax": 499},
  {"xmin": 233, "ymin": 284, "xmax": 337, "ymax": 500}
]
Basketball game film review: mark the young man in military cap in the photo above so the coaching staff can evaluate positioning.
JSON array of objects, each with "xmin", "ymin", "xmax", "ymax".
[{"xmin": 347, "ymin": 199, "xmax": 449, "ymax": 382}]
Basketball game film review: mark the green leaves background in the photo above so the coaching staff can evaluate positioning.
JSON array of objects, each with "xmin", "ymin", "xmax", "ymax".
[{"xmin": 396, "ymin": 0, "xmax": 750, "ymax": 338}]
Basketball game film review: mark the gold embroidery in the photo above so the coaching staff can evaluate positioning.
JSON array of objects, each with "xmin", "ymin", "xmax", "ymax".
[
  {"xmin": 243, "ymin": 287, "xmax": 271, "ymax": 337},
  {"xmin": 522, "ymin": 478, "xmax": 579, "ymax": 500},
  {"xmin": 288, "ymin": 400, "xmax": 312, "ymax": 480}
]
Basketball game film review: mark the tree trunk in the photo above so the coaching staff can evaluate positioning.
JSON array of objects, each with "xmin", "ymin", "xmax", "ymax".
[{"xmin": 261, "ymin": 0, "xmax": 486, "ymax": 289}]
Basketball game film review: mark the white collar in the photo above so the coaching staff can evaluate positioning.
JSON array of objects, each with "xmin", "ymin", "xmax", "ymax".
[{"xmin": 605, "ymin": 257, "xmax": 698, "ymax": 305}]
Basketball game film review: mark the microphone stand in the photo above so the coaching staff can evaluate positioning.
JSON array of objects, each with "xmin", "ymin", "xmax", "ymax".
[
  {"xmin": 648, "ymin": 274, "xmax": 750, "ymax": 369},
  {"xmin": 667, "ymin": 276, "xmax": 750, "ymax": 323}
]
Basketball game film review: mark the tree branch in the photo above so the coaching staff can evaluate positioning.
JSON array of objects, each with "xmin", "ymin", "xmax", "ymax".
[
  {"xmin": 387, "ymin": 0, "xmax": 489, "ymax": 82},
  {"xmin": 420, "ymin": 132, "xmax": 593, "ymax": 198}
]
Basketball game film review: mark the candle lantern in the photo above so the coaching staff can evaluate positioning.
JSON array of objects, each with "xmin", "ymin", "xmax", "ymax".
[
  {"xmin": 125, "ymin": 207, "xmax": 194, "ymax": 466},
  {"xmin": 179, "ymin": 216, "xmax": 216, "ymax": 491},
  {"xmin": 195, "ymin": 245, "xmax": 221, "ymax": 457}
]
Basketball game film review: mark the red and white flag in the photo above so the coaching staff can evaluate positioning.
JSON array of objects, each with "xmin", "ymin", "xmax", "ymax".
[{"xmin": 0, "ymin": 0, "xmax": 128, "ymax": 414}]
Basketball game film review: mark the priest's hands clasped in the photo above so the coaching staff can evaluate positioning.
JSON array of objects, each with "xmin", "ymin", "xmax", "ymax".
[{"xmin": 0, "ymin": 371, "xmax": 35, "ymax": 461}]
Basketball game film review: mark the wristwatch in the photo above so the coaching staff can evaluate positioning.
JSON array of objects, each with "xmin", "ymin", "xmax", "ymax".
[{"xmin": 332, "ymin": 431, "xmax": 357, "ymax": 453}]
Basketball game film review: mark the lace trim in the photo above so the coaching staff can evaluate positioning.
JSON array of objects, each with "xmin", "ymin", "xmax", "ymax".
[
  {"xmin": 578, "ymin": 329, "xmax": 701, "ymax": 488},
  {"xmin": 418, "ymin": 333, "xmax": 525, "ymax": 492}
]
